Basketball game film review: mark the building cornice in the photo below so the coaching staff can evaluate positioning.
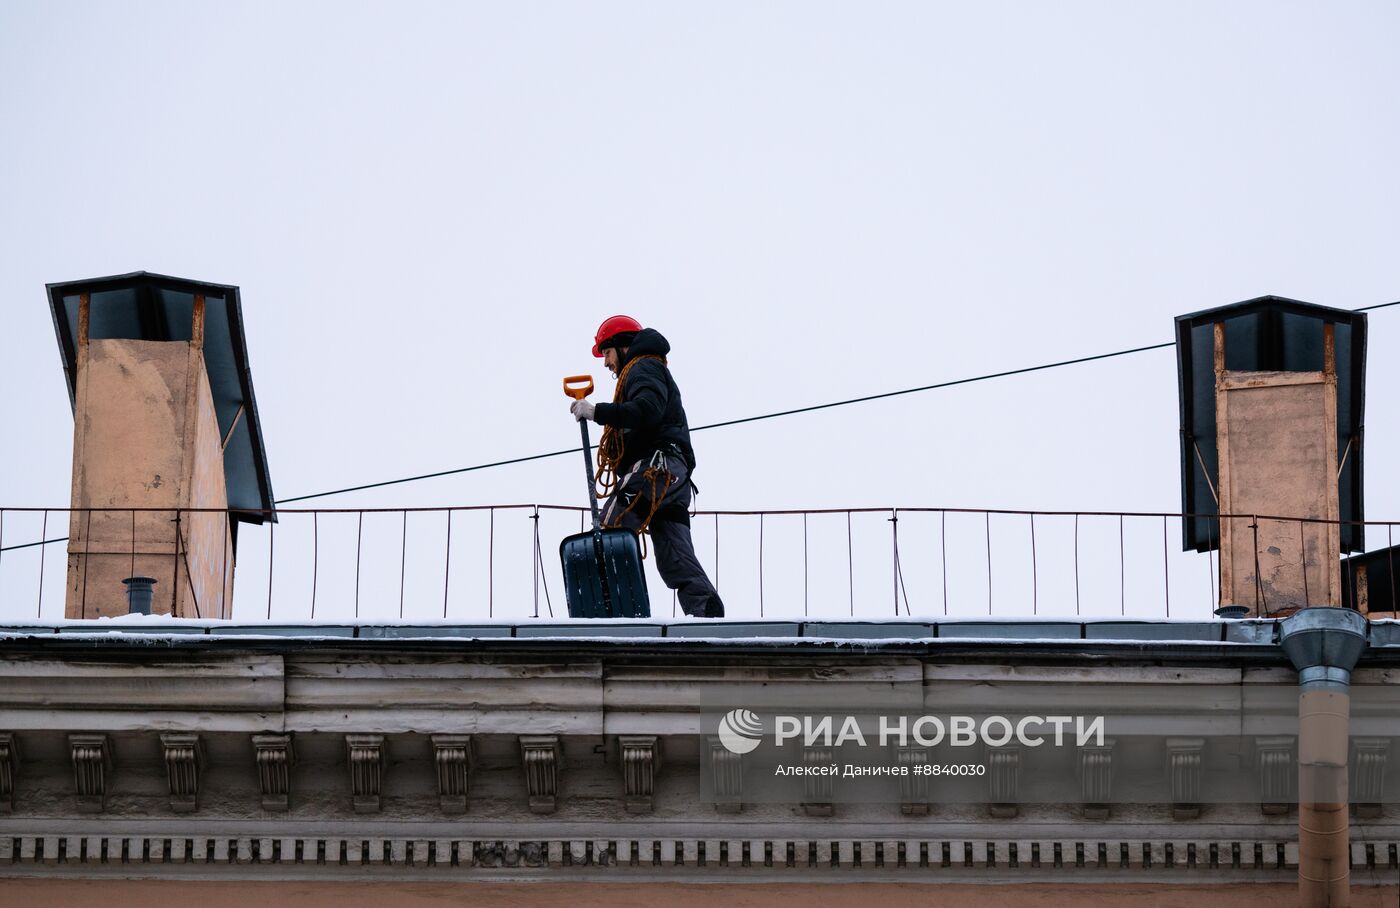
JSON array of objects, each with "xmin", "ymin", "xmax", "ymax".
[{"xmin": 3, "ymin": 624, "xmax": 1399, "ymax": 884}]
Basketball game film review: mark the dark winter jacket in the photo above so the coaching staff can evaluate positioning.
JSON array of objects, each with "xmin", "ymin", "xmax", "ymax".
[{"xmin": 592, "ymin": 328, "xmax": 697, "ymax": 475}]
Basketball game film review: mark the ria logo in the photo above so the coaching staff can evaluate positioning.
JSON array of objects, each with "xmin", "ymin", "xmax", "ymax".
[{"xmin": 717, "ymin": 708, "xmax": 764, "ymax": 755}]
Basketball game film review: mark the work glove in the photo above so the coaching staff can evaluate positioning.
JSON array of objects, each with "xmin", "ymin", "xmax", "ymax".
[{"xmin": 570, "ymin": 399, "xmax": 595, "ymax": 422}]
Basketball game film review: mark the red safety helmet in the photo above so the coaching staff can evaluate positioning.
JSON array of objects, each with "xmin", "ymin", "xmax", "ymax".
[{"xmin": 592, "ymin": 314, "xmax": 643, "ymax": 357}]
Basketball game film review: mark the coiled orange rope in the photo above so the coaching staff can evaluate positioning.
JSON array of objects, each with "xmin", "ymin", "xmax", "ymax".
[{"xmin": 595, "ymin": 354, "xmax": 673, "ymax": 550}]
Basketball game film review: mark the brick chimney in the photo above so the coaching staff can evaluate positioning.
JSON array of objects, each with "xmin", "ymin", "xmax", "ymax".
[
  {"xmin": 1176, "ymin": 297, "xmax": 1366, "ymax": 616},
  {"xmin": 48, "ymin": 273, "xmax": 275, "ymax": 619}
]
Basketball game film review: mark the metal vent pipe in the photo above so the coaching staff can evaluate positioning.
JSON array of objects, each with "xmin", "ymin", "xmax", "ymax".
[
  {"xmin": 121, "ymin": 576, "xmax": 157, "ymax": 615},
  {"xmin": 1278, "ymin": 607, "xmax": 1368, "ymax": 908}
]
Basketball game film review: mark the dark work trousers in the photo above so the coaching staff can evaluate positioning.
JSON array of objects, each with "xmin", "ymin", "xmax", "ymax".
[{"xmin": 601, "ymin": 453, "xmax": 725, "ymax": 618}]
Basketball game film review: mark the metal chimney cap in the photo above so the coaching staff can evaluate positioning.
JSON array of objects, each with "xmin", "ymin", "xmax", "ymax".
[{"xmin": 47, "ymin": 271, "xmax": 277, "ymax": 526}]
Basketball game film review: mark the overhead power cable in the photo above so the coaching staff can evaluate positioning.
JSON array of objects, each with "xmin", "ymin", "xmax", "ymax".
[
  {"xmin": 4, "ymin": 299, "xmax": 1399, "ymax": 545},
  {"xmin": 285, "ymin": 343, "xmax": 1185, "ymax": 502},
  {"xmin": 275, "ymin": 340, "xmax": 1176, "ymax": 503},
  {"xmin": 278, "ymin": 295, "xmax": 1400, "ymax": 502}
]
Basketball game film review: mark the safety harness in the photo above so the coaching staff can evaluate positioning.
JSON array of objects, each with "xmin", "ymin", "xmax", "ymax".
[{"xmin": 595, "ymin": 354, "xmax": 674, "ymax": 554}]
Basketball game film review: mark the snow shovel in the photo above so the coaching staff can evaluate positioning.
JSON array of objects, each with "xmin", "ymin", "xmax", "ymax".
[{"xmin": 558, "ymin": 375, "xmax": 651, "ymax": 618}]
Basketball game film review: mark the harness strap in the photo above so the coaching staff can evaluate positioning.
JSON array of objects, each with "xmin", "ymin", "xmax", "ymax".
[{"xmin": 605, "ymin": 450, "xmax": 674, "ymax": 559}]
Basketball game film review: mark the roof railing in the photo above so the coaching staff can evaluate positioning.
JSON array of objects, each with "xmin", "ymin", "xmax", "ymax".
[{"xmin": 0, "ymin": 506, "xmax": 1395, "ymax": 623}]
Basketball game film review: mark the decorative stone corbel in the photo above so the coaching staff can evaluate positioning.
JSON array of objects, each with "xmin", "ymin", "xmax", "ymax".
[
  {"xmin": 619, "ymin": 735, "xmax": 660, "ymax": 814},
  {"xmin": 0, "ymin": 733, "xmax": 17, "ymax": 812},
  {"xmin": 1352, "ymin": 737, "xmax": 1389, "ymax": 819},
  {"xmin": 1077, "ymin": 738, "xmax": 1115, "ymax": 820},
  {"xmin": 801, "ymin": 746, "xmax": 834, "ymax": 817},
  {"xmin": 1256, "ymin": 736, "xmax": 1296, "ymax": 816},
  {"xmin": 431, "ymin": 734, "xmax": 473, "ymax": 814},
  {"xmin": 520, "ymin": 735, "xmax": 561, "ymax": 815},
  {"xmin": 69, "ymin": 733, "xmax": 111, "ymax": 813},
  {"xmin": 988, "ymin": 744, "xmax": 1021, "ymax": 818},
  {"xmin": 160, "ymin": 733, "xmax": 203, "ymax": 813},
  {"xmin": 707, "ymin": 736, "xmax": 743, "ymax": 814},
  {"xmin": 252, "ymin": 733, "xmax": 293, "ymax": 811},
  {"xmin": 896, "ymin": 745, "xmax": 929, "ymax": 816},
  {"xmin": 346, "ymin": 734, "xmax": 385, "ymax": 814},
  {"xmin": 1166, "ymin": 738, "xmax": 1205, "ymax": 820}
]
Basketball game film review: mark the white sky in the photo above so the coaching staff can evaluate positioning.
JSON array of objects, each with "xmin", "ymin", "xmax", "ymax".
[{"xmin": 2, "ymin": 1, "xmax": 1398, "ymax": 623}]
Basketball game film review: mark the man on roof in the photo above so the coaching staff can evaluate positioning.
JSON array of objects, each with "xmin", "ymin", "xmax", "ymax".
[{"xmin": 569, "ymin": 316, "xmax": 725, "ymax": 618}]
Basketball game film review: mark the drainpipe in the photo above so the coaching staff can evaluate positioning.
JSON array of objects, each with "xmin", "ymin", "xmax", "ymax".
[{"xmin": 1278, "ymin": 607, "xmax": 1368, "ymax": 908}]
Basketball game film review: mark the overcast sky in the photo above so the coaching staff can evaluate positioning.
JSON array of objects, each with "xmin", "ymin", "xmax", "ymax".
[{"xmin": 2, "ymin": 2, "xmax": 1398, "ymax": 622}]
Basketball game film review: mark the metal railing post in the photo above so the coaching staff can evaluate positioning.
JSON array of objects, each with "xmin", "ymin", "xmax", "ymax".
[
  {"xmin": 266, "ymin": 518, "xmax": 274, "ymax": 620},
  {"xmin": 1030, "ymin": 513, "xmax": 1037, "ymax": 616},
  {"xmin": 354, "ymin": 511, "xmax": 363, "ymax": 620},
  {"xmin": 891, "ymin": 509, "xmax": 899, "ymax": 616},
  {"xmin": 446, "ymin": 510, "xmax": 455, "ymax": 619},
  {"xmin": 1252, "ymin": 516, "xmax": 1264, "ymax": 616},
  {"xmin": 171, "ymin": 508, "xmax": 181, "ymax": 614},
  {"xmin": 941, "ymin": 510, "xmax": 948, "ymax": 616},
  {"xmin": 1074, "ymin": 514, "xmax": 1081, "ymax": 616},
  {"xmin": 399, "ymin": 510, "xmax": 408, "ymax": 620},
  {"xmin": 1389, "ymin": 524, "xmax": 1396, "ymax": 613},
  {"xmin": 758, "ymin": 513, "xmax": 765, "ymax": 618},
  {"xmin": 714, "ymin": 513, "xmax": 720, "ymax": 593},
  {"xmin": 847, "ymin": 511, "xmax": 854, "ymax": 617},
  {"xmin": 803, "ymin": 512, "xmax": 809, "ymax": 618},
  {"xmin": 81, "ymin": 509, "xmax": 92, "ymax": 619},
  {"xmin": 527, "ymin": 508, "xmax": 535, "ymax": 620},
  {"xmin": 311, "ymin": 511, "xmax": 319, "ymax": 620},
  {"xmin": 37, "ymin": 509, "xmax": 47, "ymax": 619},
  {"xmin": 1163, "ymin": 514, "xmax": 1170, "ymax": 618},
  {"xmin": 221, "ymin": 509, "xmax": 229, "ymax": 619},
  {"xmin": 1118, "ymin": 514, "xmax": 1125, "ymax": 616},
  {"xmin": 985, "ymin": 511, "xmax": 993, "ymax": 615}
]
